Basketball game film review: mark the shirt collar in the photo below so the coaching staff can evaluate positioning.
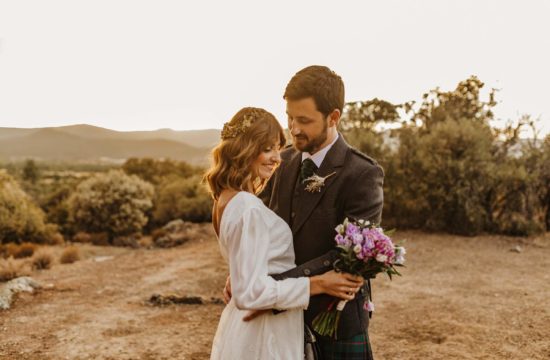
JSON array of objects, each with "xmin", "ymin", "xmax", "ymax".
[{"xmin": 301, "ymin": 133, "xmax": 339, "ymax": 168}]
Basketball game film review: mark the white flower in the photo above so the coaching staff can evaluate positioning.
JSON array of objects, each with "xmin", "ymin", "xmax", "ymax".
[
  {"xmin": 395, "ymin": 246, "xmax": 406, "ymax": 255},
  {"xmin": 353, "ymin": 244, "xmax": 362, "ymax": 254},
  {"xmin": 303, "ymin": 172, "xmax": 336, "ymax": 193},
  {"xmin": 394, "ymin": 255, "xmax": 405, "ymax": 265},
  {"xmin": 375, "ymin": 254, "xmax": 388, "ymax": 263},
  {"xmin": 335, "ymin": 224, "xmax": 345, "ymax": 235}
]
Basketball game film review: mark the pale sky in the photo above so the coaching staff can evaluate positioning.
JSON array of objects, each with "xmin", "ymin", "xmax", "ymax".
[{"xmin": 0, "ymin": 0, "xmax": 549, "ymax": 137}]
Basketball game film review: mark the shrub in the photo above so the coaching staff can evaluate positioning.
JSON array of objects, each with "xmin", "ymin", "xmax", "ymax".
[
  {"xmin": 60, "ymin": 246, "xmax": 80, "ymax": 264},
  {"xmin": 413, "ymin": 120, "xmax": 494, "ymax": 235},
  {"xmin": 122, "ymin": 158, "xmax": 198, "ymax": 185},
  {"xmin": 32, "ymin": 250, "xmax": 54, "ymax": 270},
  {"xmin": 72, "ymin": 232, "xmax": 91, "ymax": 243},
  {"xmin": 0, "ymin": 257, "xmax": 25, "ymax": 282},
  {"xmin": 0, "ymin": 172, "xmax": 49, "ymax": 243},
  {"xmin": 68, "ymin": 170, "xmax": 154, "ymax": 241},
  {"xmin": 90, "ymin": 232, "xmax": 110, "ymax": 246},
  {"xmin": 13, "ymin": 243, "xmax": 38, "ymax": 259},
  {"xmin": 153, "ymin": 175, "xmax": 212, "ymax": 224}
]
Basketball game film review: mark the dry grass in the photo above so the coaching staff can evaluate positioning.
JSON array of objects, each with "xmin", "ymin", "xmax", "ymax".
[
  {"xmin": 32, "ymin": 250, "xmax": 54, "ymax": 270},
  {"xmin": 0, "ymin": 256, "xmax": 26, "ymax": 282},
  {"xmin": 60, "ymin": 246, "xmax": 80, "ymax": 264}
]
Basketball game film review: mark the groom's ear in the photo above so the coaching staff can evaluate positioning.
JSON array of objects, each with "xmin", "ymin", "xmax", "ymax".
[{"xmin": 328, "ymin": 109, "xmax": 341, "ymax": 128}]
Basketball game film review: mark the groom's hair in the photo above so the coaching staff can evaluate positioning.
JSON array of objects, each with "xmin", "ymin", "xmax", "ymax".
[{"xmin": 283, "ymin": 65, "xmax": 345, "ymax": 118}]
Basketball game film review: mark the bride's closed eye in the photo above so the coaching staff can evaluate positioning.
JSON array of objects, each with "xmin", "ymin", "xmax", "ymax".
[{"xmin": 263, "ymin": 144, "xmax": 281, "ymax": 153}]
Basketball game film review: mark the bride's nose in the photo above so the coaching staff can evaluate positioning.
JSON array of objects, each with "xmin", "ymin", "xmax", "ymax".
[{"xmin": 271, "ymin": 151, "xmax": 281, "ymax": 163}]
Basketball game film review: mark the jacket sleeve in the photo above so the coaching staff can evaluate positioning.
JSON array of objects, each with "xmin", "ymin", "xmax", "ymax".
[{"xmin": 343, "ymin": 164, "xmax": 384, "ymax": 225}]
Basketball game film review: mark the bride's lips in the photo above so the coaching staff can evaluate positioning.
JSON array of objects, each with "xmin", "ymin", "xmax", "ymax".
[{"xmin": 262, "ymin": 164, "xmax": 276, "ymax": 172}]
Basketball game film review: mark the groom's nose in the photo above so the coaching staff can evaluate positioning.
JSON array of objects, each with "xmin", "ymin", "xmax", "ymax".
[{"xmin": 289, "ymin": 122, "xmax": 301, "ymax": 136}]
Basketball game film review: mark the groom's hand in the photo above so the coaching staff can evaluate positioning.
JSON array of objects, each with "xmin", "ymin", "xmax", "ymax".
[{"xmin": 223, "ymin": 275, "xmax": 232, "ymax": 304}]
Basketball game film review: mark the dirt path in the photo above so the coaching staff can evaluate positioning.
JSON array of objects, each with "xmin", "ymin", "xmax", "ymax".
[{"xmin": 1, "ymin": 228, "xmax": 549, "ymax": 359}]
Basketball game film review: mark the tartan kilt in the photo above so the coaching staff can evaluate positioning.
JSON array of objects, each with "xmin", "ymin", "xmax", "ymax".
[{"xmin": 317, "ymin": 332, "xmax": 374, "ymax": 360}]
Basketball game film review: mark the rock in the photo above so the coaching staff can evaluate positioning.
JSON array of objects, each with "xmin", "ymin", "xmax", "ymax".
[
  {"xmin": 163, "ymin": 219, "xmax": 192, "ymax": 234},
  {"xmin": 93, "ymin": 256, "xmax": 114, "ymax": 262},
  {"xmin": 112, "ymin": 234, "xmax": 140, "ymax": 248},
  {"xmin": 148, "ymin": 294, "xmax": 223, "ymax": 306},
  {"xmin": 510, "ymin": 245, "xmax": 522, "ymax": 253},
  {"xmin": 0, "ymin": 277, "xmax": 42, "ymax": 310},
  {"xmin": 154, "ymin": 233, "xmax": 190, "ymax": 248}
]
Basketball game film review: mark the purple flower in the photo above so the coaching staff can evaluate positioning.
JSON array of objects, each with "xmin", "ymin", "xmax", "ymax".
[
  {"xmin": 346, "ymin": 223, "xmax": 360, "ymax": 237},
  {"xmin": 352, "ymin": 233, "xmax": 364, "ymax": 245},
  {"xmin": 335, "ymin": 234, "xmax": 345, "ymax": 245}
]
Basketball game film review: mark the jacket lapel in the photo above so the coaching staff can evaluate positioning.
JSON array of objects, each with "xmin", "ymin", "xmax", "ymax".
[
  {"xmin": 276, "ymin": 149, "xmax": 302, "ymax": 224},
  {"xmin": 291, "ymin": 135, "xmax": 349, "ymax": 235}
]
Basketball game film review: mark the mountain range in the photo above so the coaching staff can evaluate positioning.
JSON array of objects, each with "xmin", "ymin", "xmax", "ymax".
[{"xmin": 0, "ymin": 124, "xmax": 221, "ymax": 165}]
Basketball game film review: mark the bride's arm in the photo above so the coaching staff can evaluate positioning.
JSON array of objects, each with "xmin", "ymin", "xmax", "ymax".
[{"xmin": 227, "ymin": 206, "xmax": 310, "ymax": 311}]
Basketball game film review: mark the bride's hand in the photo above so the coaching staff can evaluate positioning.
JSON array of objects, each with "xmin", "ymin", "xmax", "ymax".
[{"xmin": 310, "ymin": 270, "xmax": 363, "ymax": 300}]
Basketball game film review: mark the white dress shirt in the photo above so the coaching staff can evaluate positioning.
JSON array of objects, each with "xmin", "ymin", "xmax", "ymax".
[{"xmin": 301, "ymin": 133, "xmax": 339, "ymax": 168}]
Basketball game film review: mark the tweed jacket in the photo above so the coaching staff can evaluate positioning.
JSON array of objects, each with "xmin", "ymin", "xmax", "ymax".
[{"xmin": 261, "ymin": 134, "xmax": 384, "ymax": 340}]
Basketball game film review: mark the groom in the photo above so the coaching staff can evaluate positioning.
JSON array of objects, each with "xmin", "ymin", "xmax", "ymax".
[
  {"xmin": 227, "ymin": 65, "xmax": 384, "ymax": 359},
  {"xmin": 268, "ymin": 65, "xmax": 383, "ymax": 358}
]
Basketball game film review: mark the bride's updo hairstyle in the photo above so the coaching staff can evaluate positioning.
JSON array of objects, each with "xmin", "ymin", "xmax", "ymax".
[{"xmin": 204, "ymin": 107, "xmax": 286, "ymax": 200}]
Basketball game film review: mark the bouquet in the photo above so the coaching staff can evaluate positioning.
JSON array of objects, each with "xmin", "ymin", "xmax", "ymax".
[{"xmin": 312, "ymin": 218, "xmax": 406, "ymax": 338}]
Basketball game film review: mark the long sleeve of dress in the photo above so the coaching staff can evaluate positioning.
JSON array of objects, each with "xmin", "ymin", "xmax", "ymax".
[{"xmin": 226, "ymin": 206, "xmax": 310, "ymax": 311}]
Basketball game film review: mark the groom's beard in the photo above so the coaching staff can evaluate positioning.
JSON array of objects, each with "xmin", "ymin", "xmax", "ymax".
[{"xmin": 293, "ymin": 121, "xmax": 328, "ymax": 154}]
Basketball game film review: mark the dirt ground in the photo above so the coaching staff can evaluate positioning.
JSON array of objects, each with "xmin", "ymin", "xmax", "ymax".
[{"xmin": 1, "ymin": 226, "xmax": 549, "ymax": 360}]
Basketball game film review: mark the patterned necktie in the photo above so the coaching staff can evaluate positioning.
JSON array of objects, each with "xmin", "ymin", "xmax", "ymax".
[{"xmin": 300, "ymin": 158, "xmax": 318, "ymax": 182}]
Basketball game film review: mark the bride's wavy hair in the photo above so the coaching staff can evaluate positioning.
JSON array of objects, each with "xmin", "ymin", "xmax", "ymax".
[{"xmin": 204, "ymin": 107, "xmax": 286, "ymax": 200}]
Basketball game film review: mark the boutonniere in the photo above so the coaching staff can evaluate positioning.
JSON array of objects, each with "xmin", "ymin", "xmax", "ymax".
[{"xmin": 303, "ymin": 172, "xmax": 336, "ymax": 193}]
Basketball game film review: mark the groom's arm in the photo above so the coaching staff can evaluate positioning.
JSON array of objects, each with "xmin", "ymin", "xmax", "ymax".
[
  {"xmin": 344, "ymin": 162, "xmax": 384, "ymax": 224},
  {"xmin": 270, "ymin": 249, "xmax": 339, "ymax": 281}
]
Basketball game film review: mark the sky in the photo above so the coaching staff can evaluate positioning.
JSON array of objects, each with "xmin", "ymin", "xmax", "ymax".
[{"xmin": 0, "ymin": 0, "xmax": 549, "ymax": 137}]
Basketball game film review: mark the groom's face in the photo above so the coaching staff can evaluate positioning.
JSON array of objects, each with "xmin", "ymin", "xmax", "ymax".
[{"xmin": 286, "ymin": 97, "xmax": 328, "ymax": 154}]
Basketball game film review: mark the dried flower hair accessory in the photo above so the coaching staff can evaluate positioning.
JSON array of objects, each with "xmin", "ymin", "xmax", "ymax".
[{"xmin": 221, "ymin": 115, "xmax": 254, "ymax": 140}]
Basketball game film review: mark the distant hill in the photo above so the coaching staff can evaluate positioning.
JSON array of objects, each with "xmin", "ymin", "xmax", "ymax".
[
  {"xmin": 55, "ymin": 124, "xmax": 221, "ymax": 148},
  {"xmin": 0, "ymin": 125, "xmax": 220, "ymax": 165}
]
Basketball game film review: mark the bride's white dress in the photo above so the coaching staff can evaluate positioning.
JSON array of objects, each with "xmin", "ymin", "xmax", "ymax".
[{"xmin": 210, "ymin": 191, "xmax": 310, "ymax": 360}]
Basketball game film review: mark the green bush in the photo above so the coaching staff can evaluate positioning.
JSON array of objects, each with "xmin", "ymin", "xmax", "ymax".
[
  {"xmin": 122, "ymin": 158, "xmax": 198, "ymax": 185},
  {"xmin": 0, "ymin": 172, "xmax": 49, "ymax": 243},
  {"xmin": 68, "ymin": 170, "xmax": 154, "ymax": 240},
  {"xmin": 153, "ymin": 175, "xmax": 212, "ymax": 224},
  {"xmin": 342, "ymin": 76, "xmax": 548, "ymax": 236},
  {"xmin": 414, "ymin": 120, "xmax": 494, "ymax": 234}
]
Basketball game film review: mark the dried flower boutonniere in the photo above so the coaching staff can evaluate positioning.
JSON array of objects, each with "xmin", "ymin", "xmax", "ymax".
[{"xmin": 303, "ymin": 172, "xmax": 336, "ymax": 193}]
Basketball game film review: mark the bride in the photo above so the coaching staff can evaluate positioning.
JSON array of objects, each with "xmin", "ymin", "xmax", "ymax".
[{"xmin": 205, "ymin": 107, "xmax": 363, "ymax": 359}]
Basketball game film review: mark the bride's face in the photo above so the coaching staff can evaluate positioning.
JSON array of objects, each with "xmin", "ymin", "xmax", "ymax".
[{"xmin": 252, "ymin": 140, "xmax": 282, "ymax": 180}]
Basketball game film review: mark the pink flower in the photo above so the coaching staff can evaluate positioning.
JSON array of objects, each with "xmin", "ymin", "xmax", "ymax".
[{"xmin": 364, "ymin": 300, "xmax": 375, "ymax": 312}]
